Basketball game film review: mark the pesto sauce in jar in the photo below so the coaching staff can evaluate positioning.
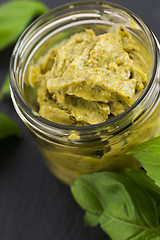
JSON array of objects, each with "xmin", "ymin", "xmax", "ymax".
[
  {"xmin": 26, "ymin": 26, "xmax": 154, "ymax": 184},
  {"xmin": 28, "ymin": 26, "xmax": 150, "ymax": 126}
]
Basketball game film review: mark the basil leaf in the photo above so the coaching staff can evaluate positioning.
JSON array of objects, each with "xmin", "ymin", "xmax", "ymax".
[
  {"xmin": 0, "ymin": 112, "xmax": 21, "ymax": 139},
  {"xmin": 0, "ymin": 0, "xmax": 48, "ymax": 50},
  {"xmin": 84, "ymin": 212, "xmax": 99, "ymax": 227},
  {"xmin": 128, "ymin": 137, "xmax": 160, "ymax": 188},
  {"xmin": 146, "ymin": 233, "xmax": 160, "ymax": 240},
  {"xmin": 71, "ymin": 170, "xmax": 160, "ymax": 240},
  {"xmin": 71, "ymin": 175, "xmax": 103, "ymax": 215},
  {"xmin": 123, "ymin": 169, "xmax": 160, "ymax": 205},
  {"xmin": 0, "ymin": 75, "xmax": 10, "ymax": 101}
]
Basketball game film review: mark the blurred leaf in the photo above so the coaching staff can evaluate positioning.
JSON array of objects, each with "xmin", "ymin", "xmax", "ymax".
[
  {"xmin": 146, "ymin": 233, "xmax": 160, "ymax": 240},
  {"xmin": 0, "ymin": 0, "xmax": 48, "ymax": 50},
  {"xmin": 84, "ymin": 212, "xmax": 99, "ymax": 227},
  {"xmin": 0, "ymin": 112, "xmax": 21, "ymax": 139},
  {"xmin": 0, "ymin": 75, "xmax": 10, "ymax": 101}
]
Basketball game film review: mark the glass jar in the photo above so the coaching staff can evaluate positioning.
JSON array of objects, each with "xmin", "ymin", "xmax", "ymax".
[{"xmin": 10, "ymin": 1, "xmax": 160, "ymax": 184}]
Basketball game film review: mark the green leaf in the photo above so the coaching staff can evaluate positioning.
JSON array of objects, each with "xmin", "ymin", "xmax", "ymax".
[
  {"xmin": 146, "ymin": 233, "xmax": 160, "ymax": 239},
  {"xmin": 0, "ymin": 0, "xmax": 48, "ymax": 50},
  {"xmin": 71, "ymin": 175, "xmax": 103, "ymax": 216},
  {"xmin": 128, "ymin": 137, "xmax": 160, "ymax": 188},
  {"xmin": 0, "ymin": 75, "xmax": 10, "ymax": 101},
  {"xmin": 71, "ymin": 170, "xmax": 160, "ymax": 240},
  {"xmin": 84, "ymin": 212, "xmax": 99, "ymax": 227},
  {"xmin": 0, "ymin": 112, "xmax": 21, "ymax": 139},
  {"xmin": 123, "ymin": 169, "xmax": 160, "ymax": 205}
]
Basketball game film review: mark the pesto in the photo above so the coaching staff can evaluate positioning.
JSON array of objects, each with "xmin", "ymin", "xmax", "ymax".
[{"xmin": 29, "ymin": 26, "xmax": 149, "ymax": 125}]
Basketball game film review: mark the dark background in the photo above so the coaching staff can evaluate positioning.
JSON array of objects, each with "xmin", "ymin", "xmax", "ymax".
[{"xmin": 0, "ymin": 0, "xmax": 160, "ymax": 239}]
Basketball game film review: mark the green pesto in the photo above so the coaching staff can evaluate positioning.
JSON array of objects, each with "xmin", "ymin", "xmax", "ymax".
[{"xmin": 29, "ymin": 26, "xmax": 149, "ymax": 125}]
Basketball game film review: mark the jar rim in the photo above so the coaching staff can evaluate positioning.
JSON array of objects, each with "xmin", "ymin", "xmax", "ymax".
[{"xmin": 10, "ymin": 0, "xmax": 158, "ymax": 132}]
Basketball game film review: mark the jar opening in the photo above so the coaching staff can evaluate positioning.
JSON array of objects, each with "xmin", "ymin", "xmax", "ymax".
[{"xmin": 10, "ymin": 1, "xmax": 158, "ymax": 133}]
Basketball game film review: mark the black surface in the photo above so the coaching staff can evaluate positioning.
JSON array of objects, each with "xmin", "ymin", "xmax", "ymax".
[{"xmin": 0, "ymin": 0, "xmax": 160, "ymax": 239}]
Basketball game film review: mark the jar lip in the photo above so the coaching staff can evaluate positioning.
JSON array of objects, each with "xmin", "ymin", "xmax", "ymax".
[{"xmin": 10, "ymin": 0, "xmax": 158, "ymax": 132}]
